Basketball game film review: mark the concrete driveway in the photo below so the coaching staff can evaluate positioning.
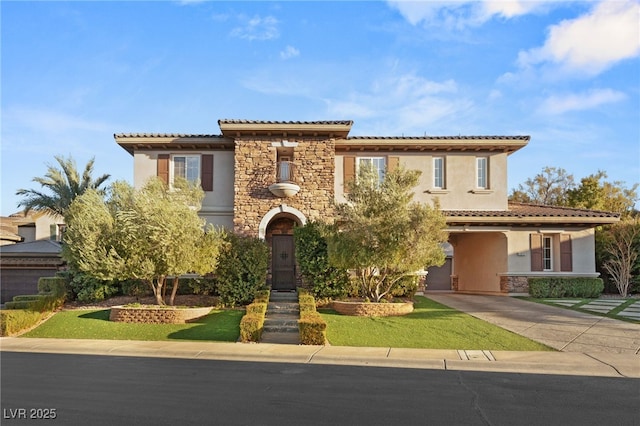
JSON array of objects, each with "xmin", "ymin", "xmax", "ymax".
[{"xmin": 426, "ymin": 294, "xmax": 640, "ymax": 355}]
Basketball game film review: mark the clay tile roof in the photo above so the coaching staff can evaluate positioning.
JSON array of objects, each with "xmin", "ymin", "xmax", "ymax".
[
  {"xmin": 444, "ymin": 203, "xmax": 620, "ymax": 226},
  {"xmin": 218, "ymin": 119, "xmax": 354, "ymax": 126},
  {"xmin": 114, "ymin": 133, "xmax": 223, "ymax": 138},
  {"xmin": 347, "ymin": 135, "xmax": 530, "ymax": 141}
]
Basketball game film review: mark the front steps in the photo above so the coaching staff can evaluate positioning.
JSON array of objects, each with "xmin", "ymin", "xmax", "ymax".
[{"xmin": 260, "ymin": 291, "xmax": 300, "ymax": 345}]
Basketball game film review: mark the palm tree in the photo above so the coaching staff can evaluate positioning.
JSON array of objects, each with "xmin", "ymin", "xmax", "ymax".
[{"xmin": 16, "ymin": 155, "xmax": 111, "ymax": 217}]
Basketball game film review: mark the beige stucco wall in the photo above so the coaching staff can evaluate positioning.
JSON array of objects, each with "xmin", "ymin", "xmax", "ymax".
[
  {"xmin": 335, "ymin": 152, "xmax": 509, "ymax": 210},
  {"xmin": 506, "ymin": 227, "xmax": 596, "ymax": 274},
  {"xmin": 132, "ymin": 150, "xmax": 235, "ymax": 230},
  {"xmin": 450, "ymin": 232, "xmax": 507, "ymax": 293}
]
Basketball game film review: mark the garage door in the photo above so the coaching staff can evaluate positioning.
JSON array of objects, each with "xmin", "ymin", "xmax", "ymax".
[
  {"xmin": 426, "ymin": 258, "xmax": 452, "ymax": 291},
  {"xmin": 0, "ymin": 268, "xmax": 58, "ymax": 304}
]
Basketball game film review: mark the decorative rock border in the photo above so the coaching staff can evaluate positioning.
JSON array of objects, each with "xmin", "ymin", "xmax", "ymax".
[
  {"xmin": 331, "ymin": 300, "xmax": 414, "ymax": 317},
  {"xmin": 109, "ymin": 306, "xmax": 213, "ymax": 324}
]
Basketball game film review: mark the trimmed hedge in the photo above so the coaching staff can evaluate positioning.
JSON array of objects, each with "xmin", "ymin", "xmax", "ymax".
[
  {"xmin": 528, "ymin": 277, "xmax": 604, "ymax": 298},
  {"xmin": 5, "ymin": 277, "xmax": 67, "ymax": 313},
  {"xmin": 297, "ymin": 290, "xmax": 327, "ymax": 345},
  {"xmin": 0, "ymin": 310, "xmax": 47, "ymax": 336},
  {"xmin": 239, "ymin": 290, "xmax": 270, "ymax": 342}
]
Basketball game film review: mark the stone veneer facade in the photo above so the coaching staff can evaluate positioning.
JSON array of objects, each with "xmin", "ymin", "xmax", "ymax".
[{"xmin": 233, "ymin": 137, "xmax": 336, "ymax": 236}]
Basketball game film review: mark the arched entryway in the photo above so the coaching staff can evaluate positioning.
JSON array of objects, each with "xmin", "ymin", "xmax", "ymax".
[{"xmin": 259, "ymin": 205, "xmax": 306, "ymax": 291}]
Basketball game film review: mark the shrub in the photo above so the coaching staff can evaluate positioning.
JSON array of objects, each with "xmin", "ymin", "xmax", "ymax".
[
  {"xmin": 254, "ymin": 290, "xmax": 270, "ymax": 304},
  {"xmin": 0, "ymin": 310, "xmax": 46, "ymax": 336},
  {"xmin": 528, "ymin": 277, "xmax": 604, "ymax": 298},
  {"xmin": 294, "ymin": 221, "xmax": 349, "ymax": 299},
  {"xmin": 239, "ymin": 314, "xmax": 265, "ymax": 342},
  {"xmin": 63, "ymin": 271, "xmax": 119, "ymax": 302},
  {"xmin": 120, "ymin": 278, "xmax": 151, "ymax": 297},
  {"xmin": 176, "ymin": 277, "xmax": 217, "ymax": 296},
  {"xmin": 297, "ymin": 292, "xmax": 327, "ymax": 345},
  {"xmin": 215, "ymin": 233, "xmax": 269, "ymax": 307},
  {"xmin": 299, "ymin": 313, "xmax": 327, "ymax": 345},
  {"xmin": 245, "ymin": 303, "xmax": 267, "ymax": 315},
  {"xmin": 390, "ymin": 275, "xmax": 419, "ymax": 299}
]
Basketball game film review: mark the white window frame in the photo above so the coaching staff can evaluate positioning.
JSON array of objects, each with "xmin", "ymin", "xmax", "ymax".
[
  {"xmin": 433, "ymin": 157, "xmax": 445, "ymax": 189},
  {"xmin": 171, "ymin": 154, "xmax": 201, "ymax": 185},
  {"xmin": 476, "ymin": 157, "xmax": 488, "ymax": 189},
  {"xmin": 357, "ymin": 157, "xmax": 386, "ymax": 184},
  {"xmin": 543, "ymin": 236, "xmax": 553, "ymax": 271}
]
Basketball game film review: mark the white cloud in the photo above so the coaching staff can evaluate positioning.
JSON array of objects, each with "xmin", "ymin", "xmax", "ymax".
[
  {"xmin": 3, "ymin": 106, "xmax": 111, "ymax": 135},
  {"xmin": 518, "ymin": 1, "xmax": 640, "ymax": 76},
  {"xmin": 230, "ymin": 15, "xmax": 279, "ymax": 41},
  {"xmin": 386, "ymin": 0, "xmax": 553, "ymax": 29},
  {"xmin": 538, "ymin": 88, "xmax": 626, "ymax": 114},
  {"xmin": 280, "ymin": 45, "xmax": 300, "ymax": 60},
  {"xmin": 324, "ymin": 73, "xmax": 472, "ymax": 134}
]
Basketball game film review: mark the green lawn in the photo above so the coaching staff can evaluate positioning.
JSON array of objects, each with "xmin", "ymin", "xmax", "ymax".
[
  {"xmin": 22, "ymin": 308, "xmax": 243, "ymax": 342},
  {"xmin": 320, "ymin": 296, "xmax": 553, "ymax": 351}
]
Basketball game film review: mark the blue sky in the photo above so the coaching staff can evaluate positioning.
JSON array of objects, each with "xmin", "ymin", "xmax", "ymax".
[{"xmin": 2, "ymin": 0, "xmax": 639, "ymax": 216}]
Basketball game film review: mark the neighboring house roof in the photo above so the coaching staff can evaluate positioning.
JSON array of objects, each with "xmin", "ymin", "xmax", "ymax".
[
  {"xmin": 445, "ymin": 203, "xmax": 620, "ymax": 226},
  {"xmin": 0, "ymin": 216, "xmax": 24, "ymax": 244},
  {"xmin": 0, "ymin": 239, "xmax": 62, "ymax": 256}
]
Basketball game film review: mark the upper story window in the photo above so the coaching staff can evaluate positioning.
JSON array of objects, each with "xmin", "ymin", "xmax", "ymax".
[
  {"xmin": 358, "ymin": 157, "xmax": 386, "ymax": 184},
  {"xmin": 433, "ymin": 157, "xmax": 445, "ymax": 189},
  {"xmin": 173, "ymin": 155, "xmax": 200, "ymax": 184},
  {"xmin": 157, "ymin": 154, "xmax": 213, "ymax": 191},
  {"xmin": 476, "ymin": 157, "xmax": 488, "ymax": 189}
]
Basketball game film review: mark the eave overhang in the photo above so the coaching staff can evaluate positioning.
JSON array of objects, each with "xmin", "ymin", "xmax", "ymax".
[
  {"xmin": 336, "ymin": 135, "xmax": 529, "ymax": 153},
  {"xmin": 114, "ymin": 134, "xmax": 233, "ymax": 155},
  {"xmin": 218, "ymin": 119, "xmax": 353, "ymax": 138},
  {"xmin": 444, "ymin": 203, "xmax": 620, "ymax": 228}
]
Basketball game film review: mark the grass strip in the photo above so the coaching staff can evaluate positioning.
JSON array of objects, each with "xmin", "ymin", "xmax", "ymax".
[
  {"xmin": 319, "ymin": 296, "xmax": 552, "ymax": 351},
  {"xmin": 522, "ymin": 297, "xmax": 640, "ymax": 324},
  {"xmin": 21, "ymin": 308, "xmax": 243, "ymax": 342}
]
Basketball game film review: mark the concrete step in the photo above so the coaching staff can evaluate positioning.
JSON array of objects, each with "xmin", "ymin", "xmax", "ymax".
[
  {"xmin": 260, "ymin": 331, "xmax": 300, "ymax": 345},
  {"xmin": 263, "ymin": 323, "xmax": 299, "ymax": 333},
  {"xmin": 265, "ymin": 316, "xmax": 298, "ymax": 326},
  {"xmin": 269, "ymin": 292, "xmax": 298, "ymax": 302},
  {"xmin": 267, "ymin": 302, "xmax": 299, "ymax": 314}
]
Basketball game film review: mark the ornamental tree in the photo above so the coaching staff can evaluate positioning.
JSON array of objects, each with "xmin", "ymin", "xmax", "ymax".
[
  {"xmin": 328, "ymin": 165, "xmax": 448, "ymax": 302},
  {"xmin": 63, "ymin": 178, "xmax": 224, "ymax": 305}
]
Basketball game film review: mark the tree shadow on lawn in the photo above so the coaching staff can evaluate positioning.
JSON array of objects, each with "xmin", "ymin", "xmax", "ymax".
[
  {"xmin": 168, "ymin": 309, "xmax": 242, "ymax": 341},
  {"xmin": 76, "ymin": 308, "xmax": 242, "ymax": 342},
  {"xmin": 79, "ymin": 310, "xmax": 111, "ymax": 321}
]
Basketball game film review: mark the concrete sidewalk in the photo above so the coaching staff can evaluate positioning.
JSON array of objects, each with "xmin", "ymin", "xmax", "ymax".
[
  {"xmin": 1, "ymin": 337, "xmax": 638, "ymax": 378},
  {"xmin": 427, "ymin": 294, "xmax": 640, "ymax": 355}
]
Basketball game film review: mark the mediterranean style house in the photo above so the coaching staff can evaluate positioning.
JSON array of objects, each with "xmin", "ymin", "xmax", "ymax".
[{"xmin": 115, "ymin": 119, "xmax": 619, "ymax": 294}]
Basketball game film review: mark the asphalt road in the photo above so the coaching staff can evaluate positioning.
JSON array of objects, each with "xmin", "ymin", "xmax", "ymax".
[{"xmin": 1, "ymin": 352, "xmax": 638, "ymax": 425}]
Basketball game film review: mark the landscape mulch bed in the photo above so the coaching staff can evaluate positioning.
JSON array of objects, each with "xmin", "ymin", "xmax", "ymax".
[{"xmin": 64, "ymin": 295, "xmax": 220, "ymax": 310}]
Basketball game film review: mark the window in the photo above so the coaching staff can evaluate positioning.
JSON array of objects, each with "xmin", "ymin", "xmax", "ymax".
[
  {"xmin": 357, "ymin": 157, "xmax": 385, "ymax": 184},
  {"xmin": 543, "ymin": 236, "xmax": 552, "ymax": 271},
  {"xmin": 433, "ymin": 157, "xmax": 445, "ymax": 189},
  {"xmin": 173, "ymin": 155, "xmax": 201, "ymax": 184},
  {"xmin": 158, "ymin": 154, "xmax": 213, "ymax": 191},
  {"xmin": 476, "ymin": 157, "xmax": 488, "ymax": 188},
  {"xmin": 531, "ymin": 233, "xmax": 572, "ymax": 272}
]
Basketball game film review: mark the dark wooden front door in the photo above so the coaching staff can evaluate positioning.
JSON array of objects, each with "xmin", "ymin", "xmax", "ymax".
[{"xmin": 272, "ymin": 235, "xmax": 295, "ymax": 290}]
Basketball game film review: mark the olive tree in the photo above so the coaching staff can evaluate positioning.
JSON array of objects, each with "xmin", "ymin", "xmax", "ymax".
[
  {"xmin": 328, "ymin": 165, "xmax": 448, "ymax": 302},
  {"xmin": 63, "ymin": 178, "xmax": 224, "ymax": 305}
]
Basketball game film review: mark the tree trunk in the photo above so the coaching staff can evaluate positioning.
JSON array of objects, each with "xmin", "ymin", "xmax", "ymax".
[
  {"xmin": 169, "ymin": 277, "xmax": 180, "ymax": 306},
  {"xmin": 154, "ymin": 276, "xmax": 166, "ymax": 305}
]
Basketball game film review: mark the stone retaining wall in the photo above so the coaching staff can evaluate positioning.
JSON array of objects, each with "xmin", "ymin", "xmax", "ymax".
[
  {"xmin": 109, "ymin": 306, "xmax": 212, "ymax": 324},
  {"xmin": 331, "ymin": 300, "xmax": 414, "ymax": 317},
  {"xmin": 500, "ymin": 276, "xmax": 530, "ymax": 293}
]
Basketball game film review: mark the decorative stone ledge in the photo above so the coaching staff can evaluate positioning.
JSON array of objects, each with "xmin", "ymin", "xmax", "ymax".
[
  {"xmin": 331, "ymin": 300, "xmax": 414, "ymax": 317},
  {"xmin": 109, "ymin": 306, "xmax": 212, "ymax": 324}
]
